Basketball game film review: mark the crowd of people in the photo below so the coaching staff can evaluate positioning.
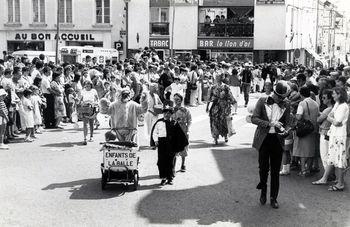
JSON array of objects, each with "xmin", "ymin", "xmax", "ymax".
[
  {"xmin": 1, "ymin": 47, "xmax": 349, "ymax": 204},
  {"xmin": 249, "ymin": 63, "xmax": 350, "ymax": 209}
]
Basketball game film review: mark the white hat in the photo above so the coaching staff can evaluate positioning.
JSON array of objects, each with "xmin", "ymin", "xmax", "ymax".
[
  {"xmin": 0, "ymin": 89, "xmax": 7, "ymax": 97},
  {"xmin": 346, "ymin": 78, "xmax": 350, "ymax": 85},
  {"xmin": 265, "ymin": 75, "xmax": 272, "ymax": 84}
]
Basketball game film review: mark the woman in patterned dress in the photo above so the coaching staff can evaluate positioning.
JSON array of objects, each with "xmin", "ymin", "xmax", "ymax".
[
  {"xmin": 206, "ymin": 72, "xmax": 236, "ymax": 144},
  {"xmin": 326, "ymin": 87, "xmax": 349, "ymax": 191},
  {"xmin": 173, "ymin": 93, "xmax": 192, "ymax": 172},
  {"xmin": 50, "ymin": 71, "xmax": 66, "ymax": 128}
]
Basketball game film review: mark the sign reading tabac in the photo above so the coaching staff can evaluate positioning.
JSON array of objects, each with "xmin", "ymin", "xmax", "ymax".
[
  {"xmin": 149, "ymin": 37, "xmax": 170, "ymax": 49},
  {"xmin": 198, "ymin": 38, "xmax": 253, "ymax": 49}
]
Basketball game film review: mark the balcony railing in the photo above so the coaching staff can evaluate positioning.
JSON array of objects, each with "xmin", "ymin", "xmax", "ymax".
[
  {"xmin": 198, "ymin": 23, "xmax": 254, "ymax": 37},
  {"xmin": 150, "ymin": 22, "xmax": 169, "ymax": 36}
]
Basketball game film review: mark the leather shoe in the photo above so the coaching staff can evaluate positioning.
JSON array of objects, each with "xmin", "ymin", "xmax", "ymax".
[
  {"xmin": 260, "ymin": 193, "xmax": 267, "ymax": 205},
  {"xmin": 260, "ymin": 188, "xmax": 267, "ymax": 205},
  {"xmin": 270, "ymin": 199, "xmax": 279, "ymax": 209},
  {"xmin": 160, "ymin": 179, "xmax": 167, "ymax": 186}
]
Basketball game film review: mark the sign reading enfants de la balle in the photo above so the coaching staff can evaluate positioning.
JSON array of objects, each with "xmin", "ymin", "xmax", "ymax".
[
  {"xmin": 198, "ymin": 38, "xmax": 253, "ymax": 49},
  {"xmin": 14, "ymin": 33, "xmax": 96, "ymax": 41}
]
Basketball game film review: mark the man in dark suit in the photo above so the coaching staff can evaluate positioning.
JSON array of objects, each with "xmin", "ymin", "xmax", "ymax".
[{"xmin": 251, "ymin": 81, "xmax": 291, "ymax": 209}]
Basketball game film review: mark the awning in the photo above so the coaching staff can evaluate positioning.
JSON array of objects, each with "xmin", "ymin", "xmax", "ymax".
[
  {"xmin": 305, "ymin": 48, "xmax": 321, "ymax": 60},
  {"xmin": 305, "ymin": 48, "xmax": 327, "ymax": 66}
]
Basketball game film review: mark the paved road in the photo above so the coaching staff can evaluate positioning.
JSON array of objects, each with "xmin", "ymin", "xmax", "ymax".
[{"xmin": 0, "ymin": 94, "xmax": 349, "ymax": 227}]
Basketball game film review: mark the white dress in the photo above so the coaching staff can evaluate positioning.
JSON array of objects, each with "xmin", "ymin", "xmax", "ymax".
[
  {"xmin": 327, "ymin": 102, "xmax": 349, "ymax": 168},
  {"xmin": 21, "ymin": 97, "xmax": 35, "ymax": 129},
  {"xmin": 31, "ymin": 95, "xmax": 42, "ymax": 125}
]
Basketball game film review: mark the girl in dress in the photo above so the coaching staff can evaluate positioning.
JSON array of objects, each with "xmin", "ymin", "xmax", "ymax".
[
  {"xmin": 79, "ymin": 80, "xmax": 99, "ymax": 145},
  {"xmin": 21, "ymin": 89, "xmax": 35, "ymax": 142},
  {"xmin": 0, "ymin": 89, "xmax": 9, "ymax": 149},
  {"xmin": 30, "ymin": 85, "xmax": 43, "ymax": 134}
]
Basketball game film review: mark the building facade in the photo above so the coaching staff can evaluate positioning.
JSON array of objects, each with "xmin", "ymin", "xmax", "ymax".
[
  {"xmin": 0, "ymin": 0, "xmax": 127, "ymax": 59},
  {"xmin": 1, "ymin": 0, "xmax": 347, "ymax": 66},
  {"xmin": 128, "ymin": 0, "xmax": 324, "ymax": 66}
]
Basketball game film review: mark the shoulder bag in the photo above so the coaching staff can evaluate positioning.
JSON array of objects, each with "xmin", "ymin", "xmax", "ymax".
[{"xmin": 295, "ymin": 101, "xmax": 314, "ymax": 137}]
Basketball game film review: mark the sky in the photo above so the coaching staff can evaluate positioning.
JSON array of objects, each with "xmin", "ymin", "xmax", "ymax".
[{"xmin": 332, "ymin": 0, "xmax": 350, "ymax": 14}]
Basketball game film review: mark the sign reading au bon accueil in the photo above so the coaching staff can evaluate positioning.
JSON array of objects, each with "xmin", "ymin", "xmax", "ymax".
[
  {"xmin": 14, "ymin": 32, "xmax": 97, "ymax": 41},
  {"xmin": 197, "ymin": 38, "xmax": 253, "ymax": 49}
]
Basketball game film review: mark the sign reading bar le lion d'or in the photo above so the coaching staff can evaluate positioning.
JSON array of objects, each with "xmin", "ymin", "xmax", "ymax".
[
  {"xmin": 256, "ymin": 0, "xmax": 285, "ymax": 4},
  {"xmin": 149, "ymin": 37, "xmax": 170, "ymax": 49},
  {"xmin": 198, "ymin": 38, "xmax": 253, "ymax": 49}
]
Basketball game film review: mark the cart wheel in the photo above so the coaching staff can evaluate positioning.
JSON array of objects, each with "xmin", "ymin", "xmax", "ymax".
[
  {"xmin": 132, "ymin": 171, "xmax": 139, "ymax": 191},
  {"xmin": 101, "ymin": 173, "xmax": 107, "ymax": 190}
]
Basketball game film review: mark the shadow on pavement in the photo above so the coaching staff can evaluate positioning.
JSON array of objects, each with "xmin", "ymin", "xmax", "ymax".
[
  {"xmin": 139, "ymin": 175, "xmax": 159, "ymax": 181},
  {"xmin": 41, "ymin": 142, "xmax": 85, "ymax": 148},
  {"xmin": 136, "ymin": 147, "xmax": 350, "ymax": 226},
  {"xmin": 42, "ymin": 178, "xmax": 131, "ymax": 199},
  {"xmin": 189, "ymin": 139, "xmax": 229, "ymax": 150}
]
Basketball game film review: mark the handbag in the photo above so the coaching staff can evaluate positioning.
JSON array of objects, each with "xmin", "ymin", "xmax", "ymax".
[
  {"xmin": 295, "ymin": 101, "xmax": 314, "ymax": 137},
  {"xmin": 77, "ymin": 103, "xmax": 94, "ymax": 116}
]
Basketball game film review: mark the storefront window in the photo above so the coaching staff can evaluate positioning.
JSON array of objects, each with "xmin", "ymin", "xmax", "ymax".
[
  {"xmin": 66, "ymin": 41, "xmax": 103, "ymax": 47},
  {"xmin": 198, "ymin": 7, "xmax": 254, "ymax": 37},
  {"xmin": 150, "ymin": 7, "xmax": 170, "ymax": 35},
  {"xmin": 210, "ymin": 51, "xmax": 253, "ymax": 62},
  {"xmin": 7, "ymin": 41, "xmax": 45, "ymax": 53},
  {"xmin": 8, "ymin": 0, "xmax": 20, "ymax": 23},
  {"xmin": 33, "ymin": 0, "xmax": 45, "ymax": 23},
  {"xmin": 59, "ymin": 0, "xmax": 72, "ymax": 23},
  {"xmin": 96, "ymin": 0, "xmax": 110, "ymax": 24},
  {"xmin": 175, "ymin": 50, "xmax": 193, "ymax": 61}
]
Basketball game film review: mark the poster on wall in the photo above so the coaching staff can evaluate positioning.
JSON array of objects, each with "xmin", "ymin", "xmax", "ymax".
[{"xmin": 256, "ymin": 0, "xmax": 285, "ymax": 4}]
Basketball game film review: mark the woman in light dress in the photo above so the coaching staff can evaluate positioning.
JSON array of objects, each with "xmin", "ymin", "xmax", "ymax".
[{"xmin": 322, "ymin": 87, "xmax": 349, "ymax": 191}]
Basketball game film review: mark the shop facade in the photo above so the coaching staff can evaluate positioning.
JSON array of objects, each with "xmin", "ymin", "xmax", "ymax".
[
  {"xmin": 1, "ymin": 30, "xmax": 111, "ymax": 53},
  {"xmin": 0, "ymin": 0, "xmax": 127, "ymax": 59}
]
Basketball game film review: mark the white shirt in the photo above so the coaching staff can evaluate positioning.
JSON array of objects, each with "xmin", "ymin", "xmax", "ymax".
[
  {"xmin": 265, "ymin": 97, "xmax": 285, "ymax": 133},
  {"xmin": 152, "ymin": 120, "xmax": 167, "ymax": 143},
  {"xmin": 31, "ymin": 69, "xmax": 41, "ymax": 80},
  {"xmin": 41, "ymin": 76, "xmax": 51, "ymax": 94},
  {"xmin": 81, "ymin": 89, "xmax": 98, "ymax": 103},
  {"xmin": 169, "ymin": 83, "xmax": 184, "ymax": 101}
]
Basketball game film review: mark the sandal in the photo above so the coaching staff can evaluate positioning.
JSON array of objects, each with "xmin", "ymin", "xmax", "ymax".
[
  {"xmin": 24, "ymin": 138, "xmax": 34, "ymax": 142},
  {"xmin": 328, "ymin": 185, "xmax": 344, "ymax": 191},
  {"xmin": 312, "ymin": 179, "xmax": 327, "ymax": 185},
  {"xmin": 298, "ymin": 170, "xmax": 311, "ymax": 177}
]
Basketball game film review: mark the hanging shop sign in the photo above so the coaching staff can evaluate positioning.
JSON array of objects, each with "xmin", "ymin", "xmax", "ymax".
[
  {"xmin": 149, "ymin": 37, "xmax": 170, "ymax": 49},
  {"xmin": 197, "ymin": 38, "xmax": 253, "ymax": 49},
  {"xmin": 114, "ymin": 41, "xmax": 124, "ymax": 51},
  {"xmin": 256, "ymin": 0, "xmax": 285, "ymax": 4},
  {"xmin": 13, "ymin": 32, "xmax": 99, "ymax": 41}
]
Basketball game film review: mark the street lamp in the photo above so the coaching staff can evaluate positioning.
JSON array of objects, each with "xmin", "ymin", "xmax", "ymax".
[
  {"xmin": 124, "ymin": 0, "xmax": 131, "ymax": 59},
  {"xmin": 55, "ymin": 0, "xmax": 60, "ymax": 64},
  {"xmin": 170, "ymin": 0, "xmax": 175, "ymax": 60}
]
